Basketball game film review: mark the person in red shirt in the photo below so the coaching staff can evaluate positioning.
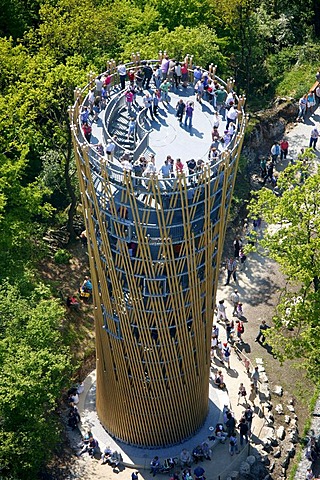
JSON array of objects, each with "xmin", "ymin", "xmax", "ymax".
[
  {"xmin": 128, "ymin": 69, "xmax": 135, "ymax": 84},
  {"xmin": 82, "ymin": 122, "xmax": 92, "ymax": 142},
  {"xmin": 280, "ymin": 138, "xmax": 289, "ymax": 161},
  {"xmin": 175, "ymin": 158, "xmax": 184, "ymax": 174}
]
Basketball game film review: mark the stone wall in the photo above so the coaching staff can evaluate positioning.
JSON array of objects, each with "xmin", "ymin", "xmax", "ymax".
[{"xmin": 242, "ymin": 98, "xmax": 297, "ymax": 163}]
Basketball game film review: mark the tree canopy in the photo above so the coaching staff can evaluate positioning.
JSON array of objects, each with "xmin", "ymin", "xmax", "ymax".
[{"xmin": 248, "ymin": 156, "xmax": 320, "ymax": 382}]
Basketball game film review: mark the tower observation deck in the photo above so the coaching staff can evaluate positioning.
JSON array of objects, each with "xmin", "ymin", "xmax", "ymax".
[{"xmin": 70, "ymin": 56, "xmax": 246, "ymax": 448}]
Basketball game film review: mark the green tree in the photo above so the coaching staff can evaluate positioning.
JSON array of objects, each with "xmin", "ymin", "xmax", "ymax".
[
  {"xmin": 248, "ymin": 156, "xmax": 320, "ymax": 382},
  {"xmin": 0, "ymin": 282, "xmax": 72, "ymax": 479},
  {"xmin": 121, "ymin": 25, "xmax": 227, "ymax": 70}
]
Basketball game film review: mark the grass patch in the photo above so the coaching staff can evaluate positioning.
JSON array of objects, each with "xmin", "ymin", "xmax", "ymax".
[{"xmin": 276, "ymin": 63, "xmax": 317, "ymax": 98}]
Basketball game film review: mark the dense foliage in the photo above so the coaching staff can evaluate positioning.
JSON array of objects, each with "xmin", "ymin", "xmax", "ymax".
[
  {"xmin": 248, "ymin": 155, "xmax": 320, "ymax": 382},
  {"xmin": 0, "ymin": 0, "xmax": 319, "ymax": 477}
]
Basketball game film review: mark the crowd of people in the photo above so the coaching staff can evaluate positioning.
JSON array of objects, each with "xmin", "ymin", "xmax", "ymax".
[
  {"xmin": 79, "ymin": 58, "xmax": 240, "ymax": 181},
  {"xmin": 145, "ymin": 402, "xmax": 255, "ymax": 479}
]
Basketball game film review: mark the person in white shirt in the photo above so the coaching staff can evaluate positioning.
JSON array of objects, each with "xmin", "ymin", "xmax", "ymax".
[
  {"xmin": 212, "ymin": 111, "xmax": 220, "ymax": 129},
  {"xmin": 226, "ymin": 106, "xmax": 238, "ymax": 129},
  {"xmin": 143, "ymin": 92, "xmax": 154, "ymax": 120},
  {"xmin": 95, "ymin": 75, "xmax": 103, "ymax": 95},
  {"xmin": 230, "ymin": 289, "xmax": 240, "ymax": 316},
  {"xmin": 270, "ymin": 142, "xmax": 281, "ymax": 162},
  {"xmin": 88, "ymin": 89, "xmax": 95, "ymax": 109},
  {"xmin": 106, "ymin": 138, "xmax": 116, "ymax": 162},
  {"xmin": 117, "ymin": 62, "xmax": 127, "ymax": 90},
  {"xmin": 309, "ymin": 126, "xmax": 319, "ymax": 149},
  {"xmin": 174, "ymin": 62, "xmax": 182, "ymax": 88},
  {"xmin": 225, "ymin": 91, "xmax": 235, "ymax": 107},
  {"xmin": 143, "ymin": 161, "xmax": 157, "ymax": 177},
  {"xmin": 216, "ymin": 300, "xmax": 227, "ymax": 321}
]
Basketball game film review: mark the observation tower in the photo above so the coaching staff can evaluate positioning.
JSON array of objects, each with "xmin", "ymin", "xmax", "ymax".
[{"xmin": 70, "ymin": 54, "xmax": 246, "ymax": 447}]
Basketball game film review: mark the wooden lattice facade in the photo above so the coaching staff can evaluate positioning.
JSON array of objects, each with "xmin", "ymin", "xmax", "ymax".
[{"xmin": 70, "ymin": 68, "xmax": 246, "ymax": 447}]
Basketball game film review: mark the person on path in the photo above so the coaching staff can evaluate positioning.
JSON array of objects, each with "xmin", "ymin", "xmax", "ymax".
[
  {"xmin": 175, "ymin": 158, "xmax": 184, "ymax": 174},
  {"xmin": 160, "ymin": 79, "xmax": 170, "ymax": 104},
  {"xmin": 236, "ymin": 302, "xmax": 244, "ymax": 318},
  {"xmin": 225, "ymin": 257, "xmax": 237, "ymax": 285},
  {"xmin": 173, "ymin": 61, "xmax": 182, "ymax": 88},
  {"xmin": 248, "ymin": 382, "xmax": 257, "ymax": 406},
  {"xmin": 225, "ymin": 320, "xmax": 234, "ymax": 343},
  {"xmin": 222, "ymin": 342, "xmax": 231, "ymax": 369},
  {"xmin": 271, "ymin": 142, "xmax": 280, "ymax": 163},
  {"xmin": 251, "ymin": 366, "xmax": 260, "ymax": 393},
  {"xmin": 214, "ymin": 86, "xmax": 227, "ymax": 114},
  {"xmin": 184, "ymin": 102, "xmax": 194, "ymax": 129},
  {"xmin": 264, "ymin": 160, "xmax": 274, "ymax": 184},
  {"xmin": 297, "ymin": 94, "xmax": 308, "ymax": 122},
  {"xmin": 239, "ymin": 249, "xmax": 247, "ymax": 271},
  {"xmin": 212, "ymin": 324, "xmax": 219, "ymax": 340},
  {"xmin": 82, "ymin": 122, "xmax": 92, "ymax": 143},
  {"xmin": 135, "ymin": 68, "xmax": 144, "ymax": 91},
  {"xmin": 160, "ymin": 55, "xmax": 170, "ymax": 80},
  {"xmin": 255, "ymin": 319, "xmax": 270, "ymax": 343},
  {"xmin": 103, "ymin": 71, "xmax": 112, "ymax": 99},
  {"xmin": 217, "ymin": 299, "xmax": 227, "ymax": 322},
  {"xmin": 142, "ymin": 62, "xmax": 153, "ymax": 89},
  {"xmin": 226, "ymin": 105, "xmax": 238, "ymax": 129},
  {"xmin": 229, "ymin": 432, "xmax": 239, "ymax": 455},
  {"xmin": 127, "ymin": 117, "xmax": 136, "ymax": 139},
  {"xmin": 150, "ymin": 456, "xmax": 161, "ymax": 476},
  {"xmin": 180, "ymin": 449, "xmax": 192, "ymax": 468},
  {"xmin": 180, "ymin": 62, "xmax": 188, "ymax": 89},
  {"xmin": 152, "ymin": 90, "xmax": 160, "ymax": 116},
  {"xmin": 238, "ymin": 418, "xmax": 249, "ymax": 446},
  {"xmin": 160, "ymin": 159, "xmax": 171, "ymax": 178},
  {"xmin": 307, "ymin": 91, "xmax": 316, "ymax": 114},
  {"xmin": 244, "ymin": 405, "xmax": 254, "ymax": 434},
  {"xmin": 211, "ymin": 335, "xmax": 218, "ymax": 362},
  {"xmin": 117, "ymin": 62, "xmax": 127, "ymax": 90},
  {"xmin": 106, "ymin": 137, "xmax": 116, "ymax": 162},
  {"xmin": 230, "ymin": 289, "xmax": 240, "ymax": 315},
  {"xmin": 125, "ymin": 89, "xmax": 134, "ymax": 113},
  {"xmin": 309, "ymin": 127, "xmax": 319, "ymax": 149},
  {"xmin": 143, "ymin": 92, "xmax": 154, "ymax": 120},
  {"xmin": 260, "ymin": 157, "xmax": 267, "ymax": 179},
  {"xmin": 237, "ymin": 383, "xmax": 247, "ymax": 405},
  {"xmin": 226, "ymin": 412, "xmax": 236, "ymax": 436},
  {"xmin": 233, "ymin": 237, "xmax": 242, "ymax": 258},
  {"xmin": 280, "ymin": 138, "xmax": 289, "ymax": 161},
  {"xmin": 193, "ymin": 66, "xmax": 202, "ymax": 86},
  {"xmin": 176, "ymin": 99, "xmax": 186, "ymax": 123},
  {"xmin": 214, "ymin": 370, "xmax": 225, "ymax": 389},
  {"xmin": 236, "ymin": 319, "xmax": 244, "ymax": 342}
]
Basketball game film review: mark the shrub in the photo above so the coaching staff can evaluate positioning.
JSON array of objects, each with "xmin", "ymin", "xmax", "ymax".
[{"xmin": 54, "ymin": 248, "xmax": 72, "ymax": 264}]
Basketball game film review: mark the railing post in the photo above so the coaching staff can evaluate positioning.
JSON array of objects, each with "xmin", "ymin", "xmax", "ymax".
[
  {"xmin": 88, "ymin": 71, "xmax": 95, "ymax": 90},
  {"xmin": 73, "ymin": 88, "xmax": 82, "ymax": 119}
]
